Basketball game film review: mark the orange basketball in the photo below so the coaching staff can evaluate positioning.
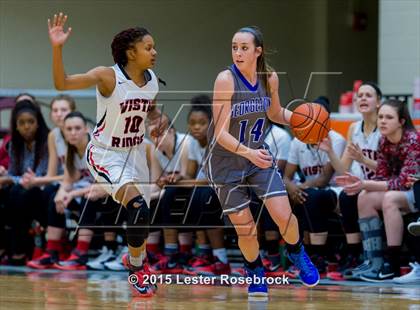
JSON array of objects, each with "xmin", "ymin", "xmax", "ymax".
[{"xmin": 290, "ymin": 102, "xmax": 330, "ymax": 144}]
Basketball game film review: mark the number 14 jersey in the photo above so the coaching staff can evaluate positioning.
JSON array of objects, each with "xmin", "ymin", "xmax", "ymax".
[{"xmin": 210, "ymin": 64, "xmax": 271, "ymax": 156}]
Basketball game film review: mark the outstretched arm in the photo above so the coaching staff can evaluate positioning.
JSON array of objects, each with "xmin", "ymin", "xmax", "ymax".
[{"xmin": 48, "ymin": 12, "xmax": 114, "ymax": 96}]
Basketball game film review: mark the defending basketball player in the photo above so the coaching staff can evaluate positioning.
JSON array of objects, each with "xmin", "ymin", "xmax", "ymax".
[
  {"xmin": 48, "ymin": 12, "xmax": 164, "ymax": 297},
  {"xmin": 206, "ymin": 26, "xmax": 319, "ymax": 297}
]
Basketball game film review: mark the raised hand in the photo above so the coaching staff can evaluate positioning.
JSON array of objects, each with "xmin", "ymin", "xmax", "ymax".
[{"xmin": 48, "ymin": 12, "xmax": 72, "ymax": 47}]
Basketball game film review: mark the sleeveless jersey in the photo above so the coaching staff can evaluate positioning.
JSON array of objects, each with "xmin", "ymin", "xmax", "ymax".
[
  {"xmin": 351, "ymin": 120, "xmax": 380, "ymax": 180},
  {"xmin": 288, "ymin": 130, "xmax": 346, "ymax": 185},
  {"xmin": 52, "ymin": 127, "xmax": 67, "ymax": 175},
  {"xmin": 92, "ymin": 64, "xmax": 159, "ymax": 150},
  {"xmin": 156, "ymin": 132, "xmax": 191, "ymax": 174},
  {"xmin": 210, "ymin": 64, "xmax": 271, "ymax": 156},
  {"xmin": 73, "ymin": 143, "xmax": 95, "ymax": 190}
]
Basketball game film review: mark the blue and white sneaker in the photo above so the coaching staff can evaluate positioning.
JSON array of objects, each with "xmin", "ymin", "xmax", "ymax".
[
  {"xmin": 288, "ymin": 246, "xmax": 320, "ymax": 287},
  {"xmin": 245, "ymin": 266, "xmax": 268, "ymax": 297}
]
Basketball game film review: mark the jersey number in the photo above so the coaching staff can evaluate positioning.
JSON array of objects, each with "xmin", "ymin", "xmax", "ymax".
[
  {"xmin": 124, "ymin": 116, "xmax": 143, "ymax": 134},
  {"xmin": 239, "ymin": 118, "xmax": 265, "ymax": 143}
]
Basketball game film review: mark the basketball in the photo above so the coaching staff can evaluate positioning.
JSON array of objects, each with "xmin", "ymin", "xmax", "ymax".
[{"xmin": 290, "ymin": 102, "xmax": 330, "ymax": 144}]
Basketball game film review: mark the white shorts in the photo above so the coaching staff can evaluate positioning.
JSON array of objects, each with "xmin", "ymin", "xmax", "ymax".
[{"xmin": 86, "ymin": 141, "xmax": 151, "ymax": 206}]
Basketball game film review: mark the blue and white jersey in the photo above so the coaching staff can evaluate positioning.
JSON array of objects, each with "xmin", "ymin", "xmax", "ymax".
[{"xmin": 209, "ymin": 64, "xmax": 271, "ymax": 156}]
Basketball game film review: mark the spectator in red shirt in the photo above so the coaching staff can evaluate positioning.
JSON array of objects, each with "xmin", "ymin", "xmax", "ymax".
[{"xmin": 336, "ymin": 99, "xmax": 419, "ymax": 282}]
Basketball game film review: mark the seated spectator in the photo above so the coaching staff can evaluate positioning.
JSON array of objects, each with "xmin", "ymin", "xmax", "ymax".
[
  {"xmin": 21, "ymin": 94, "xmax": 76, "ymax": 189},
  {"xmin": 283, "ymin": 97, "xmax": 346, "ymax": 275},
  {"xmin": 336, "ymin": 99, "xmax": 420, "ymax": 282},
  {"xmin": 319, "ymin": 82, "xmax": 382, "ymax": 277},
  {"xmin": 0, "ymin": 100, "xmax": 50, "ymax": 265}
]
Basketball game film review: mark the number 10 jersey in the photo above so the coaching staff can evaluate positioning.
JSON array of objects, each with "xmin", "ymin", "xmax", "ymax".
[{"xmin": 92, "ymin": 64, "xmax": 159, "ymax": 150}]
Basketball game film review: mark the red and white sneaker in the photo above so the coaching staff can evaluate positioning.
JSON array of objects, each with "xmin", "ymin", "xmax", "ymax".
[
  {"xmin": 27, "ymin": 250, "xmax": 59, "ymax": 269},
  {"xmin": 53, "ymin": 250, "xmax": 88, "ymax": 271},
  {"xmin": 122, "ymin": 254, "xmax": 157, "ymax": 297},
  {"xmin": 150, "ymin": 255, "xmax": 184, "ymax": 274}
]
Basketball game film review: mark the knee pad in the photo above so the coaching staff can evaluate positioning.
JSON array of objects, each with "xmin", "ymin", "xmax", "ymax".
[{"xmin": 126, "ymin": 196, "xmax": 150, "ymax": 247}]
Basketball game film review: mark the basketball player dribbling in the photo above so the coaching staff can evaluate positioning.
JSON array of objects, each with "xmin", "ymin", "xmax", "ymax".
[
  {"xmin": 48, "ymin": 13, "xmax": 164, "ymax": 297},
  {"xmin": 206, "ymin": 26, "xmax": 319, "ymax": 297}
]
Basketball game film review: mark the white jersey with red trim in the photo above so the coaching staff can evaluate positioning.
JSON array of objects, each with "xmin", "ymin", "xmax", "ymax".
[
  {"xmin": 73, "ymin": 147, "xmax": 95, "ymax": 190},
  {"xmin": 92, "ymin": 64, "xmax": 159, "ymax": 150},
  {"xmin": 350, "ymin": 120, "xmax": 380, "ymax": 180},
  {"xmin": 288, "ymin": 130, "xmax": 346, "ymax": 184}
]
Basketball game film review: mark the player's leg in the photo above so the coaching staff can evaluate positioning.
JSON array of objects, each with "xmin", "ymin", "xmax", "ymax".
[
  {"xmin": 248, "ymin": 167, "xmax": 319, "ymax": 287},
  {"xmin": 228, "ymin": 207, "xmax": 268, "ymax": 297},
  {"xmin": 115, "ymin": 183, "xmax": 156, "ymax": 297},
  {"xmin": 216, "ymin": 182, "xmax": 267, "ymax": 297},
  {"xmin": 207, "ymin": 154, "xmax": 267, "ymax": 296},
  {"xmin": 116, "ymin": 183, "xmax": 149, "ymax": 265},
  {"xmin": 87, "ymin": 144, "xmax": 154, "ymax": 297}
]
